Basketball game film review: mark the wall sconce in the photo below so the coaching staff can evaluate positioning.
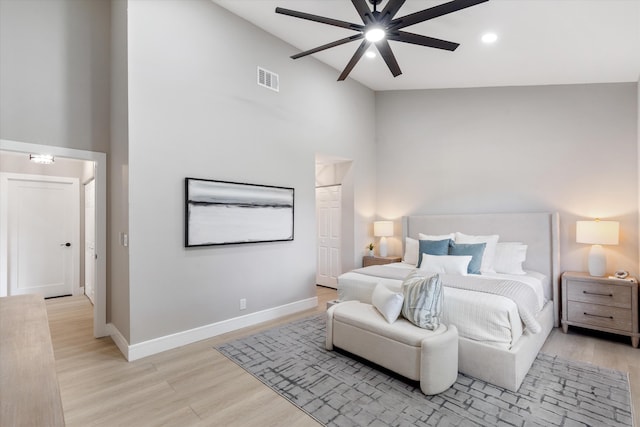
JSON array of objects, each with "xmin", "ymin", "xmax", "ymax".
[
  {"xmin": 576, "ymin": 219, "xmax": 619, "ymax": 277},
  {"xmin": 373, "ymin": 220, "xmax": 393, "ymax": 257}
]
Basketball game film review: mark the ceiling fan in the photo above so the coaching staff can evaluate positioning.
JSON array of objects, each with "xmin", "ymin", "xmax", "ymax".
[{"xmin": 275, "ymin": 0, "xmax": 489, "ymax": 81}]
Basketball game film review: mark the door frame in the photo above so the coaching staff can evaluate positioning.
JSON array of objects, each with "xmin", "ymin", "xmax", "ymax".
[{"xmin": 0, "ymin": 139, "xmax": 107, "ymax": 338}]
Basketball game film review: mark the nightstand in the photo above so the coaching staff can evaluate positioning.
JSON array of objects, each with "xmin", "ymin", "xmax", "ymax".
[
  {"xmin": 363, "ymin": 255, "xmax": 402, "ymax": 267},
  {"xmin": 561, "ymin": 271, "xmax": 639, "ymax": 348}
]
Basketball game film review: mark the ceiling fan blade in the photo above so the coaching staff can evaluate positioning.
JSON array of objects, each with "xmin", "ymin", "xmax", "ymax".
[
  {"xmin": 338, "ymin": 40, "xmax": 371, "ymax": 81},
  {"xmin": 388, "ymin": 31, "xmax": 459, "ymax": 51},
  {"xmin": 376, "ymin": 39, "xmax": 402, "ymax": 77},
  {"xmin": 291, "ymin": 34, "xmax": 364, "ymax": 60},
  {"xmin": 379, "ymin": 0, "xmax": 407, "ymax": 24},
  {"xmin": 276, "ymin": 7, "xmax": 363, "ymax": 32},
  {"xmin": 351, "ymin": 0, "xmax": 374, "ymax": 25},
  {"xmin": 390, "ymin": 0, "xmax": 489, "ymax": 30}
]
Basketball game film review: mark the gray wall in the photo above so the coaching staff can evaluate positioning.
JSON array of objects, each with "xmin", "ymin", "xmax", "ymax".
[
  {"xmin": 376, "ymin": 83, "xmax": 639, "ymax": 276},
  {"xmin": 125, "ymin": 0, "xmax": 376, "ymax": 343},
  {"xmin": 0, "ymin": 0, "xmax": 110, "ymax": 153}
]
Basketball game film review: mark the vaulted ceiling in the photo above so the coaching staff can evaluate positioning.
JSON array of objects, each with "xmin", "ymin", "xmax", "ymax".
[{"xmin": 213, "ymin": 0, "xmax": 640, "ymax": 91}]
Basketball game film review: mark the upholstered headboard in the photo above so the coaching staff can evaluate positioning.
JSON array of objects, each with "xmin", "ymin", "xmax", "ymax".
[{"xmin": 402, "ymin": 212, "xmax": 560, "ymax": 327}]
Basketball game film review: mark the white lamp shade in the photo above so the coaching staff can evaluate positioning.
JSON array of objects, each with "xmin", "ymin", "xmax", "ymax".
[
  {"xmin": 576, "ymin": 220, "xmax": 619, "ymax": 245},
  {"xmin": 576, "ymin": 220, "xmax": 619, "ymax": 277},
  {"xmin": 373, "ymin": 221, "xmax": 393, "ymax": 237}
]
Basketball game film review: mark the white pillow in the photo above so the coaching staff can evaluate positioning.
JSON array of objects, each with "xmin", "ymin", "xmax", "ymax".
[
  {"xmin": 372, "ymin": 283, "xmax": 404, "ymax": 323},
  {"xmin": 419, "ymin": 232, "xmax": 455, "ymax": 241},
  {"xmin": 418, "ymin": 254, "xmax": 471, "ymax": 275},
  {"xmin": 403, "ymin": 237, "xmax": 419, "ymax": 266},
  {"xmin": 455, "ymin": 232, "xmax": 499, "ymax": 273},
  {"xmin": 494, "ymin": 242, "xmax": 528, "ymax": 275}
]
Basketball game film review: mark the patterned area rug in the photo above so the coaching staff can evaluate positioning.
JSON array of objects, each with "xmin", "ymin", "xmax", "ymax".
[{"xmin": 215, "ymin": 314, "xmax": 633, "ymax": 426}]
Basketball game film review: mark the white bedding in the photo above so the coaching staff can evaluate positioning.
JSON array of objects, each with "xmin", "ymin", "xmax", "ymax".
[{"xmin": 337, "ymin": 262, "xmax": 547, "ymax": 349}]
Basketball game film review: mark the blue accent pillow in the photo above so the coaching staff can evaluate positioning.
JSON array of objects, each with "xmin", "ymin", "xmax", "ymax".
[
  {"xmin": 417, "ymin": 239, "xmax": 451, "ymax": 267},
  {"xmin": 448, "ymin": 241, "xmax": 486, "ymax": 274}
]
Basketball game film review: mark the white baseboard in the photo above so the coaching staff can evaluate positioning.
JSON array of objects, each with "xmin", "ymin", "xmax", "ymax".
[
  {"xmin": 106, "ymin": 322, "xmax": 130, "ymax": 360},
  {"xmin": 109, "ymin": 296, "xmax": 318, "ymax": 361}
]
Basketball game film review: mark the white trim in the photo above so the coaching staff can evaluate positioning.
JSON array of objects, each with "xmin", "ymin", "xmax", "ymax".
[
  {"xmin": 0, "ymin": 139, "xmax": 108, "ymax": 338},
  {"xmin": 122, "ymin": 297, "xmax": 318, "ymax": 361}
]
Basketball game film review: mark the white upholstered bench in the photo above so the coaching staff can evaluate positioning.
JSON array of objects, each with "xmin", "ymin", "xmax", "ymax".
[{"xmin": 326, "ymin": 300, "xmax": 458, "ymax": 395}]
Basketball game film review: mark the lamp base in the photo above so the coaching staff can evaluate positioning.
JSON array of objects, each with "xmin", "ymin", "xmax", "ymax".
[
  {"xmin": 588, "ymin": 244, "xmax": 606, "ymax": 277},
  {"xmin": 379, "ymin": 237, "xmax": 388, "ymax": 257}
]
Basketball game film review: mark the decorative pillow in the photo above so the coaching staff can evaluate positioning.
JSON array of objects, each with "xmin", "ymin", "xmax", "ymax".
[
  {"xmin": 416, "ymin": 239, "xmax": 451, "ymax": 267},
  {"xmin": 401, "ymin": 270, "xmax": 443, "ymax": 330},
  {"xmin": 494, "ymin": 242, "xmax": 528, "ymax": 275},
  {"xmin": 419, "ymin": 254, "xmax": 471, "ymax": 275},
  {"xmin": 403, "ymin": 237, "xmax": 419, "ymax": 266},
  {"xmin": 419, "ymin": 232, "xmax": 455, "ymax": 241},
  {"xmin": 454, "ymin": 232, "xmax": 499, "ymax": 273},
  {"xmin": 448, "ymin": 241, "xmax": 486, "ymax": 275},
  {"xmin": 372, "ymin": 283, "xmax": 404, "ymax": 323}
]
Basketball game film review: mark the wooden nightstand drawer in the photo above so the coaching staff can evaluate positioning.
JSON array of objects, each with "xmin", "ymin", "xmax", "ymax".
[
  {"xmin": 561, "ymin": 271, "xmax": 639, "ymax": 348},
  {"xmin": 566, "ymin": 280, "xmax": 631, "ymax": 309},
  {"xmin": 567, "ymin": 302, "xmax": 633, "ymax": 332}
]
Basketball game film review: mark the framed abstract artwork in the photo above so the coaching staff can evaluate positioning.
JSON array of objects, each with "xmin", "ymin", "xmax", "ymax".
[{"xmin": 185, "ymin": 178, "xmax": 294, "ymax": 247}]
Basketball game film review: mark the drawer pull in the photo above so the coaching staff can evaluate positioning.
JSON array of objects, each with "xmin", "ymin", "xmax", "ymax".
[
  {"xmin": 584, "ymin": 312, "xmax": 614, "ymax": 320},
  {"xmin": 583, "ymin": 290, "xmax": 613, "ymax": 297}
]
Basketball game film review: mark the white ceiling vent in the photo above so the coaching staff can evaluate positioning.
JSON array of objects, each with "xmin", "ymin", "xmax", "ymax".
[{"xmin": 257, "ymin": 66, "xmax": 279, "ymax": 92}]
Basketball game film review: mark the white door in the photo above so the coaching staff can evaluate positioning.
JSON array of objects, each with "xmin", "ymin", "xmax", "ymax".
[
  {"xmin": 84, "ymin": 179, "xmax": 96, "ymax": 304},
  {"xmin": 316, "ymin": 185, "xmax": 341, "ymax": 288},
  {"xmin": 0, "ymin": 173, "xmax": 79, "ymax": 298}
]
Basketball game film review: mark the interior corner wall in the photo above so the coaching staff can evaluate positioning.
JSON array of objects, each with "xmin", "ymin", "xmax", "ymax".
[
  {"xmin": 126, "ymin": 0, "xmax": 376, "ymax": 344},
  {"xmin": 375, "ymin": 83, "xmax": 639, "ymax": 276},
  {"xmin": 109, "ymin": 0, "xmax": 130, "ymax": 341},
  {"xmin": 0, "ymin": 0, "xmax": 110, "ymax": 153}
]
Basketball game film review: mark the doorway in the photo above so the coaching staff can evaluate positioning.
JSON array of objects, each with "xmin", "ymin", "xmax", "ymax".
[
  {"xmin": 0, "ymin": 139, "xmax": 107, "ymax": 338},
  {"xmin": 315, "ymin": 155, "xmax": 353, "ymax": 289}
]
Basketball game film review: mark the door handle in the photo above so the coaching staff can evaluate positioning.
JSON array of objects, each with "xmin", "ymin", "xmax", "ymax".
[{"xmin": 60, "ymin": 242, "xmax": 71, "ymax": 247}]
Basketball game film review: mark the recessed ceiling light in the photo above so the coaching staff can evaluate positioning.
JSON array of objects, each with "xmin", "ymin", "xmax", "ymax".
[
  {"xmin": 365, "ymin": 50, "xmax": 376, "ymax": 59},
  {"xmin": 481, "ymin": 32, "xmax": 498, "ymax": 44}
]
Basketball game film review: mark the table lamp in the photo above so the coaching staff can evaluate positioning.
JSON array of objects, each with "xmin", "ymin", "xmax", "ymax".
[
  {"xmin": 576, "ymin": 219, "xmax": 619, "ymax": 277},
  {"xmin": 374, "ymin": 221, "xmax": 393, "ymax": 257}
]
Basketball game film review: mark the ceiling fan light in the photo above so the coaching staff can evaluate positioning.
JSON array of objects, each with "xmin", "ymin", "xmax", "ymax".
[
  {"xmin": 365, "ymin": 27, "xmax": 385, "ymax": 42},
  {"xmin": 481, "ymin": 32, "xmax": 498, "ymax": 44}
]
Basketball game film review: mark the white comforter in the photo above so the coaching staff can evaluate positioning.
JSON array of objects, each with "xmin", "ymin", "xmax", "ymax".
[{"xmin": 337, "ymin": 262, "xmax": 547, "ymax": 349}]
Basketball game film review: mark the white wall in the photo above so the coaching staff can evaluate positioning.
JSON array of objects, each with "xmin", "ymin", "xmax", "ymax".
[
  {"xmin": 126, "ymin": 0, "xmax": 376, "ymax": 344},
  {"xmin": 376, "ymin": 83, "xmax": 639, "ymax": 276}
]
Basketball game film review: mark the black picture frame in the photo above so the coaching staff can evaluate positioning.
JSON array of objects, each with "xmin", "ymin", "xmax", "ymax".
[{"xmin": 185, "ymin": 178, "xmax": 294, "ymax": 247}]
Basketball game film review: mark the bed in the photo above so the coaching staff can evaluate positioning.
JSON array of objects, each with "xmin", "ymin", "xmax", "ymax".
[{"xmin": 337, "ymin": 212, "xmax": 560, "ymax": 391}]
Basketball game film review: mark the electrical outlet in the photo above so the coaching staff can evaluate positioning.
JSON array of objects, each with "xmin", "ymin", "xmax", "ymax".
[{"xmin": 239, "ymin": 298, "xmax": 246, "ymax": 310}]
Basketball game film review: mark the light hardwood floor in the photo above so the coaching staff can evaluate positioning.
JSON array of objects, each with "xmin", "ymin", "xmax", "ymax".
[{"xmin": 46, "ymin": 287, "xmax": 639, "ymax": 426}]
